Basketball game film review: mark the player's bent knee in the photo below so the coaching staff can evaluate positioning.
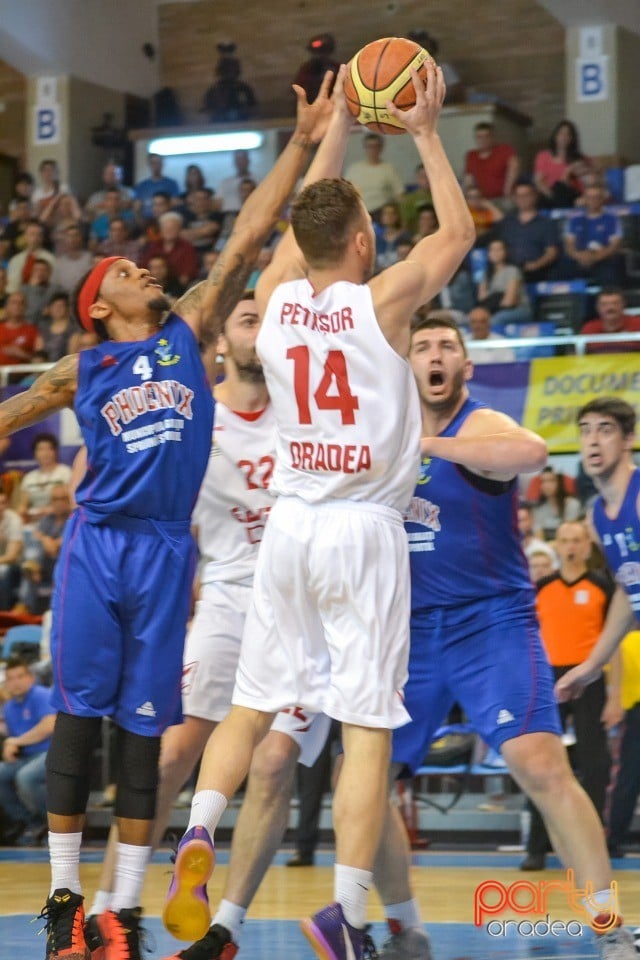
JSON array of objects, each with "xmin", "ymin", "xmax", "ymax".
[
  {"xmin": 249, "ymin": 734, "xmax": 298, "ymax": 795},
  {"xmin": 46, "ymin": 712, "xmax": 103, "ymax": 815},
  {"xmin": 114, "ymin": 726, "xmax": 161, "ymax": 821}
]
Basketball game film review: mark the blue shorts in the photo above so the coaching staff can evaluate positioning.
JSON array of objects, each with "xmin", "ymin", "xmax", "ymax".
[
  {"xmin": 393, "ymin": 590, "xmax": 561, "ymax": 773},
  {"xmin": 50, "ymin": 510, "xmax": 197, "ymax": 736}
]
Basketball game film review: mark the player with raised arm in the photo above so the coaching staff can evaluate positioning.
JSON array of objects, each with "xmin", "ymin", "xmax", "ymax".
[
  {"xmin": 372, "ymin": 321, "xmax": 636, "ymax": 960},
  {"xmin": 165, "ymin": 59, "xmax": 475, "ymax": 960},
  {"xmin": 89, "ymin": 295, "xmax": 330, "ymax": 960},
  {"xmin": 0, "ymin": 78, "xmax": 335, "ymax": 960}
]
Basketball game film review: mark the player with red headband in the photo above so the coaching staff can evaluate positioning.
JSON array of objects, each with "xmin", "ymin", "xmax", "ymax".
[{"xmin": 0, "ymin": 76, "xmax": 336, "ymax": 960}]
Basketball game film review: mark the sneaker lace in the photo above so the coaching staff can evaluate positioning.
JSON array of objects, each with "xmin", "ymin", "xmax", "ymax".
[{"xmin": 33, "ymin": 898, "xmax": 82, "ymax": 952}]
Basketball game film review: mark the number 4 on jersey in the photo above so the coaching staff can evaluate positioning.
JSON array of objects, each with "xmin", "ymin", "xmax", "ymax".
[
  {"xmin": 133, "ymin": 355, "xmax": 153, "ymax": 381},
  {"xmin": 287, "ymin": 346, "xmax": 359, "ymax": 425}
]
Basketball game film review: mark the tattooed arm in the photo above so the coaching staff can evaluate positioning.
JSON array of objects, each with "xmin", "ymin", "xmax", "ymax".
[
  {"xmin": 0, "ymin": 353, "xmax": 78, "ymax": 438},
  {"xmin": 175, "ymin": 71, "xmax": 336, "ymax": 348}
]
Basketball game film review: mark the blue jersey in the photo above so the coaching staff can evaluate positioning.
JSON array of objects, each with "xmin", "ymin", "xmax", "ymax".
[
  {"xmin": 405, "ymin": 396, "xmax": 533, "ymax": 611},
  {"xmin": 74, "ymin": 314, "xmax": 214, "ymax": 523},
  {"xmin": 592, "ymin": 468, "xmax": 640, "ymax": 622}
]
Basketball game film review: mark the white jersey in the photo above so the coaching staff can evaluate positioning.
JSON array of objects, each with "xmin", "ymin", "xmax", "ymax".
[
  {"xmin": 193, "ymin": 400, "xmax": 275, "ymax": 584},
  {"xmin": 257, "ymin": 278, "xmax": 421, "ymax": 511}
]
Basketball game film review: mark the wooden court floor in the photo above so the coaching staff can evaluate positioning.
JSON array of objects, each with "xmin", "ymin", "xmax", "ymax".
[{"xmin": 1, "ymin": 846, "xmax": 639, "ymax": 960}]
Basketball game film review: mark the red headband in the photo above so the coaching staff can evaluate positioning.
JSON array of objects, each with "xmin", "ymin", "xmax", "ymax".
[{"xmin": 77, "ymin": 257, "xmax": 121, "ymax": 333}]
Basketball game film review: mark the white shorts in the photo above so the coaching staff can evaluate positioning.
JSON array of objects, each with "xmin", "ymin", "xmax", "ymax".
[
  {"xmin": 181, "ymin": 578, "xmax": 329, "ymax": 766},
  {"xmin": 233, "ymin": 497, "xmax": 411, "ymax": 729}
]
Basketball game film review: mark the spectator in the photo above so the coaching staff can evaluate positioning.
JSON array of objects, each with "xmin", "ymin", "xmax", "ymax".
[
  {"xmin": 181, "ymin": 188, "xmax": 222, "ymax": 253},
  {"xmin": 465, "ymin": 184, "xmax": 504, "ymax": 238},
  {"xmin": 21, "ymin": 258, "xmax": 62, "ymax": 325},
  {"xmin": 50, "ymin": 224, "xmax": 93, "ymax": 293},
  {"xmin": 292, "ymin": 32, "xmax": 340, "ymax": 104},
  {"xmin": 527, "ymin": 544, "xmax": 557, "ymax": 583},
  {"xmin": 606, "ymin": 630, "xmax": 640, "ymax": 857},
  {"xmin": 140, "ymin": 211, "xmax": 198, "ymax": 291},
  {"xmin": 0, "ymin": 656, "xmax": 55, "ymax": 845},
  {"xmin": 411, "ymin": 203, "xmax": 439, "ymax": 246},
  {"xmin": 201, "ymin": 42, "xmax": 257, "ymax": 122},
  {"xmin": 534, "ymin": 120, "xmax": 593, "ymax": 209},
  {"xmin": 465, "ymin": 305, "xmax": 516, "ymax": 364},
  {"xmin": 181, "ymin": 164, "xmax": 207, "ymax": 198},
  {"xmin": 345, "ymin": 133, "xmax": 404, "ymax": 219},
  {"xmin": 39, "ymin": 190, "xmax": 84, "ymax": 242},
  {"xmin": 532, "ymin": 465, "xmax": 583, "ymax": 541},
  {"xmin": 84, "ymin": 161, "xmax": 134, "ymax": 219},
  {"xmin": 3, "ymin": 199, "xmax": 34, "ymax": 258},
  {"xmin": 433, "ymin": 264, "xmax": 475, "ymax": 317},
  {"xmin": 139, "ymin": 191, "xmax": 174, "ymax": 247},
  {"xmin": 8, "ymin": 172, "xmax": 35, "ymax": 215},
  {"xmin": 581, "ymin": 288, "xmax": 640, "ymax": 354},
  {"xmin": 518, "ymin": 502, "xmax": 549, "ymax": 556},
  {"xmin": 492, "ymin": 180, "xmax": 559, "ymax": 283},
  {"xmin": 564, "ymin": 184, "xmax": 623, "ymax": 286},
  {"xmin": 6, "ymin": 220, "xmax": 55, "ymax": 293},
  {"xmin": 521, "ymin": 520, "xmax": 614, "ymax": 870},
  {"xmin": 97, "ymin": 217, "xmax": 140, "ymax": 262},
  {"xmin": 464, "ymin": 122, "xmax": 520, "ymax": 204},
  {"xmin": 21, "ymin": 482, "xmax": 71, "ymax": 615},
  {"xmin": 35, "ymin": 292, "xmax": 76, "ymax": 362},
  {"xmin": 0, "ymin": 491, "xmax": 23, "ymax": 610},
  {"xmin": 399, "ymin": 165, "xmax": 433, "ymax": 234},
  {"xmin": 478, "ymin": 238, "xmax": 532, "ymax": 325},
  {"xmin": 147, "ymin": 254, "xmax": 183, "ymax": 302},
  {"xmin": 246, "ymin": 245, "xmax": 274, "ymax": 291},
  {"xmin": 374, "ymin": 202, "xmax": 411, "ymax": 270},
  {"xmin": 18, "ymin": 433, "xmax": 72, "ymax": 525},
  {"xmin": 0, "ymin": 292, "xmax": 38, "ymax": 365},
  {"xmin": 134, "ymin": 153, "xmax": 180, "ymax": 217},
  {"xmin": 31, "ymin": 160, "xmax": 73, "ymax": 219},
  {"xmin": 89, "ymin": 188, "xmax": 135, "ymax": 246},
  {"xmin": 410, "ymin": 31, "xmax": 465, "ymax": 103},
  {"xmin": 215, "ymin": 151, "xmax": 258, "ymax": 215}
]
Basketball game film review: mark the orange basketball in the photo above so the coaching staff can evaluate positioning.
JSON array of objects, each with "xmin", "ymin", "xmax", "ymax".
[{"xmin": 344, "ymin": 37, "xmax": 429, "ymax": 135}]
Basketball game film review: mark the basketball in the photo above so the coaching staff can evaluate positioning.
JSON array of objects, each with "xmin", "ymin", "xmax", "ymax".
[{"xmin": 344, "ymin": 37, "xmax": 430, "ymax": 135}]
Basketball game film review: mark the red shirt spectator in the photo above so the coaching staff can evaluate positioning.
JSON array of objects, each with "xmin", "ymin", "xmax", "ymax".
[
  {"xmin": 464, "ymin": 123, "xmax": 519, "ymax": 200},
  {"xmin": 0, "ymin": 291, "xmax": 38, "ymax": 364},
  {"xmin": 140, "ymin": 211, "xmax": 198, "ymax": 292},
  {"xmin": 581, "ymin": 289, "xmax": 640, "ymax": 353}
]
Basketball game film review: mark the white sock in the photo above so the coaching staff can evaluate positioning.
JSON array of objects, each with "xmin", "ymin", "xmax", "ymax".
[
  {"xmin": 88, "ymin": 889, "xmax": 112, "ymax": 917},
  {"xmin": 386, "ymin": 898, "xmax": 422, "ymax": 931},
  {"xmin": 582, "ymin": 888, "xmax": 621, "ymax": 929},
  {"xmin": 110, "ymin": 843, "xmax": 152, "ymax": 912},
  {"xmin": 49, "ymin": 832, "xmax": 83, "ymax": 896},
  {"xmin": 213, "ymin": 899, "xmax": 247, "ymax": 943},
  {"xmin": 187, "ymin": 790, "xmax": 228, "ymax": 838},
  {"xmin": 334, "ymin": 863, "xmax": 372, "ymax": 929}
]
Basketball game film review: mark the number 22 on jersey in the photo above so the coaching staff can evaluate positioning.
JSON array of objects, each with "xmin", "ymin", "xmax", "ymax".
[{"xmin": 287, "ymin": 346, "xmax": 359, "ymax": 425}]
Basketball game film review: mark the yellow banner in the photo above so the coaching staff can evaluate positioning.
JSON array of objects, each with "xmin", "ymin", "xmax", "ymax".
[{"xmin": 523, "ymin": 354, "xmax": 640, "ymax": 452}]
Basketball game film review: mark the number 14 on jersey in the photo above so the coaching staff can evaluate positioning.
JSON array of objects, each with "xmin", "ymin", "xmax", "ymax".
[{"xmin": 287, "ymin": 346, "xmax": 359, "ymax": 426}]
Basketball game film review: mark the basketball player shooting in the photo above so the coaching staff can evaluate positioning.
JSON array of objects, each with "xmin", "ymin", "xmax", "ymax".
[{"xmin": 165, "ymin": 58, "xmax": 475, "ymax": 960}]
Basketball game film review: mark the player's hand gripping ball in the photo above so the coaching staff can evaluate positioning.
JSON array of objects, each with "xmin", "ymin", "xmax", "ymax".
[{"xmin": 344, "ymin": 36, "xmax": 430, "ymax": 134}]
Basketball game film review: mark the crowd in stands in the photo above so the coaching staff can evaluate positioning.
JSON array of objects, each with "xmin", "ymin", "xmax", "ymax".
[{"xmin": 1, "ymin": 118, "xmax": 639, "ymax": 367}]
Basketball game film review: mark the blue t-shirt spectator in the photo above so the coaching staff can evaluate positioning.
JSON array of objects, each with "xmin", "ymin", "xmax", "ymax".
[
  {"xmin": 134, "ymin": 154, "xmax": 180, "ymax": 217},
  {"xmin": 566, "ymin": 211, "xmax": 621, "ymax": 252},
  {"xmin": 4, "ymin": 683, "xmax": 54, "ymax": 756}
]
